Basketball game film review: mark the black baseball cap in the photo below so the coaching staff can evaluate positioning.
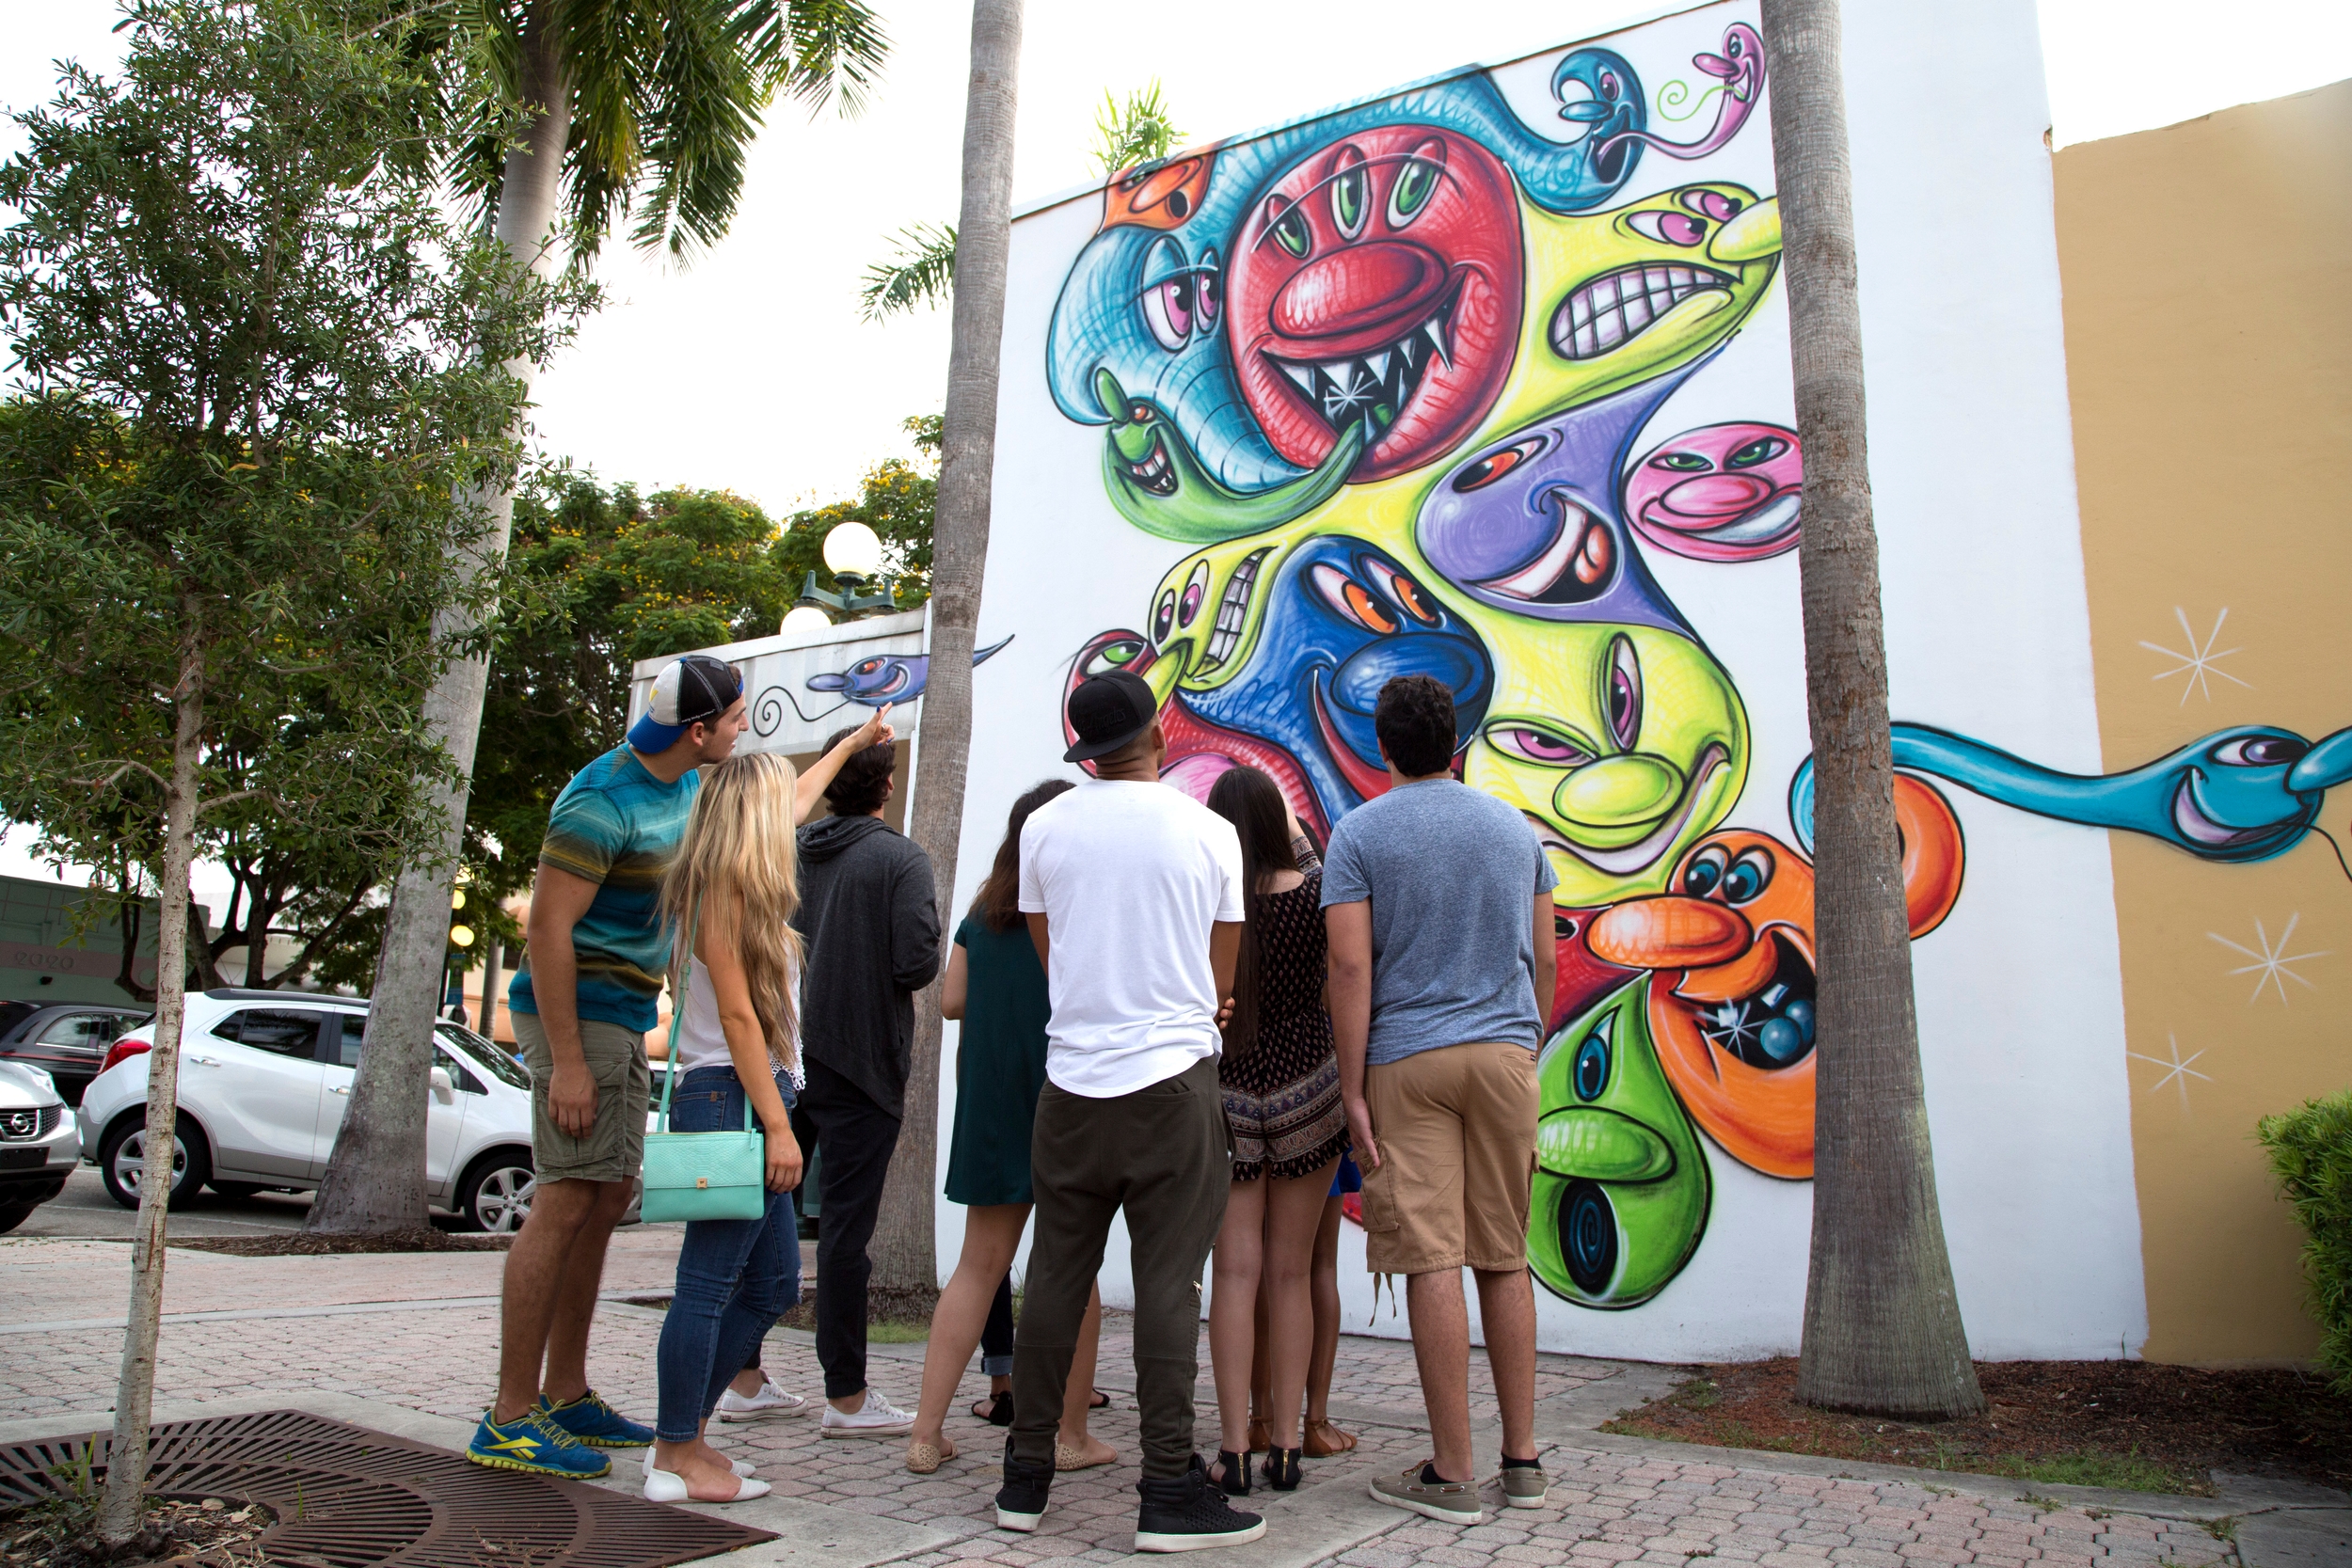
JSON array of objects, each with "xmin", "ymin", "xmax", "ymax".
[
  {"xmin": 628, "ymin": 654, "xmax": 743, "ymax": 752},
  {"xmin": 1063, "ymin": 670, "xmax": 1159, "ymax": 763}
]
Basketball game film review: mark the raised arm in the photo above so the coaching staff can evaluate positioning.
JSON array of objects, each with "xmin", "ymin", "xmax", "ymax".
[{"xmin": 791, "ymin": 704, "xmax": 895, "ymax": 824}]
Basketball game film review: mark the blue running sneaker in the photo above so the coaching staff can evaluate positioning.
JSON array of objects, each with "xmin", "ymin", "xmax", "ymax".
[
  {"xmin": 467, "ymin": 1407, "xmax": 612, "ymax": 1478},
  {"xmin": 540, "ymin": 1389, "xmax": 656, "ymax": 1449}
]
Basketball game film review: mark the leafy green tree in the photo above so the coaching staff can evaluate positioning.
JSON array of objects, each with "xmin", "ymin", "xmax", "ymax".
[
  {"xmin": 0, "ymin": 0, "xmax": 583, "ymax": 1537},
  {"xmin": 327, "ymin": 0, "xmax": 894, "ymax": 1236},
  {"xmin": 860, "ymin": 84, "xmax": 1179, "ymax": 320}
]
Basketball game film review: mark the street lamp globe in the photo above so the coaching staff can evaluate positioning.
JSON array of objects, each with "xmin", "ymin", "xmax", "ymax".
[
  {"xmin": 450, "ymin": 925, "xmax": 476, "ymax": 948},
  {"xmin": 821, "ymin": 521, "xmax": 885, "ymax": 585},
  {"xmin": 780, "ymin": 604, "xmax": 832, "ymax": 639}
]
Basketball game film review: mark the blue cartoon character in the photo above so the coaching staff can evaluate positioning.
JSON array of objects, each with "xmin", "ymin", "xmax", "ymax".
[
  {"xmin": 1789, "ymin": 722, "xmax": 2352, "ymax": 865},
  {"xmin": 1174, "ymin": 536, "xmax": 1493, "ymax": 825},
  {"xmin": 752, "ymin": 638, "xmax": 1013, "ymax": 734}
]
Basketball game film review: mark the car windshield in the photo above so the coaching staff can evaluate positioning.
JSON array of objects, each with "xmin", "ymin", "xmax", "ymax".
[
  {"xmin": 436, "ymin": 1023, "xmax": 530, "ymax": 1089},
  {"xmin": 0, "ymin": 1001, "xmax": 36, "ymax": 1038}
]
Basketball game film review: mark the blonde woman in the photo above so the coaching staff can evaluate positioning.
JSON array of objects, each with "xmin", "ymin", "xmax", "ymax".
[{"xmin": 644, "ymin": 717, "xmax": 889, "ymax": 1504}]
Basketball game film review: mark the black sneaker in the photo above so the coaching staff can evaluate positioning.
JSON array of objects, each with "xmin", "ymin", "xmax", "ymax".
[
  {"xmin": 995, "ymin": 1439, "xmax": 1055, "ymax": 1532},
  {"xmin": 1135, "ymin": 1455, "xmax": 1268, "ymax": 1553}
]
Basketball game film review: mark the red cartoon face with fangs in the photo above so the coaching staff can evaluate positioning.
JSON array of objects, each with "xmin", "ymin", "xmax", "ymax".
[{"xmin": 1230, "ymin": 127, "xmax": 1523, "ymax": 483}]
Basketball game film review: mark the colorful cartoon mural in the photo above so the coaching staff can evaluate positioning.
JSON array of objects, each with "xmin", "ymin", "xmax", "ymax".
[{"xmin": 999, "ymin": 2, "xmax": 2350, "ymax": 1331}]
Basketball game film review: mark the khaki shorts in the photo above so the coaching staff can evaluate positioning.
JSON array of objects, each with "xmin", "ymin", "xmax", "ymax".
[
  {"xmin": 1360, "ymin": 1040, "xmax": 1538, "ymax": 1275},
  {"xmin": 514, "ymin": 1012, "xmax": 649, "ymax": 1184}
]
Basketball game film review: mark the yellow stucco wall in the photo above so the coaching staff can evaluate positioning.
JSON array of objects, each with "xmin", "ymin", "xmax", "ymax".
[{"xmin": 2054, "ymin": 80, "xmax": 2352, "ymax": 1364}]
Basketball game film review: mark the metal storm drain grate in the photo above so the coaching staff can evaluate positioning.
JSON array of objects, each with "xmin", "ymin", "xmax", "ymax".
[{"xmin": 0, "ymin": 1410, "xmax": 776, "ymax": 1568}]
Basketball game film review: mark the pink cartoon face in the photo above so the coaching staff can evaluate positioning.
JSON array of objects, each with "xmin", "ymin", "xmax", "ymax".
[{"xmin": 1624, "ymin": 422, "xmax": 1802, "ymax": 562}]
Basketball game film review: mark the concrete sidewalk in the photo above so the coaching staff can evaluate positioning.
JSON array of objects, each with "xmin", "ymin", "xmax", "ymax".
[{"xmin": 0, "ymin": 1235, "xmax": 2303, "ymax": 1568}]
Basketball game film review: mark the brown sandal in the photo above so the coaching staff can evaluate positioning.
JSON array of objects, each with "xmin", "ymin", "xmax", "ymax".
[
  {"xmin": 905, "ymin": 1435, "xmax": 955, "ymax": 1474},
  {"xmin": 1303, "ymin": 1418, "xmax": 1356, "ymax": 1457},
  {"xmin": 1246, "ymin": 1418, "xmax": 1272, "ymax": 1454}
]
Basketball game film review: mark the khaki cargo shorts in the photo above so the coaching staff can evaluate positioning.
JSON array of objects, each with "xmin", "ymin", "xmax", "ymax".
[
  {"xmin": 1360, "ymin": 1039, "xmax": 1538, "ymax": 1275},
  {"xmin": 514, "ymin": 1013, "xmax": 649, "ymax": 1185}
]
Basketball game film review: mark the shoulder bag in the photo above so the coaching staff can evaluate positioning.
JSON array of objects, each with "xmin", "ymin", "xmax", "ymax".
[{"xmin": 640, "ymin": 909, "xmax": 770, "ymax": 1223}]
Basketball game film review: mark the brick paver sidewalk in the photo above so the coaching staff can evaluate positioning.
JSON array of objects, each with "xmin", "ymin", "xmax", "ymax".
[{"xmin": 0, "ymin": 1236, "xmax": 2239, "ymax": 1568}]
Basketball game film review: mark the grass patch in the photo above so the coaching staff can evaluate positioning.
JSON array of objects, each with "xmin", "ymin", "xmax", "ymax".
[
  {"xmin": 1989, "ymin": 1449, "xmax": 2191, "ymax": 1495},
  {"xmin": 867, "ymin": 1320, "xmax": 929, "ymax": 1343}
]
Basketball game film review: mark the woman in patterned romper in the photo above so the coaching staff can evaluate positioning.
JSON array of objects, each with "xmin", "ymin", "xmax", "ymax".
[{"xmin": 1202, "ymin": 766, "xmax": 1348, "ymax": 1495}]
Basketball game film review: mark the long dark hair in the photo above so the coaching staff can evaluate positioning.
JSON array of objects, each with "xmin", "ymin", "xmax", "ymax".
[
  {"xmin": 1205, "ymin": 766, "xmax": 1298, "ymax": 1056},
  {"xmin": 970, "ymin": 779, "xmax": 1076, "ymax": 932}
]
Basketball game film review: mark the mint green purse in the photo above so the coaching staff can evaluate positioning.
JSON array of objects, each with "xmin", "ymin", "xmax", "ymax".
[{"xmin": 640, "ymin": 912, "xmax": 769, "ymax": 1224}]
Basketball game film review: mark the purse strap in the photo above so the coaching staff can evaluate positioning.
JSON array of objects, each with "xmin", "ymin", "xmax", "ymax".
[{"xmin": 657, "ymin": 901, "xmax": 756, "ymax": 1135}]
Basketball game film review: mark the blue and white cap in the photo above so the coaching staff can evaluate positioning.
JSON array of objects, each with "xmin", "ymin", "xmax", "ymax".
[{"xmin": 628, "ymin": 654, "xmax": 743, "ymax": 752}]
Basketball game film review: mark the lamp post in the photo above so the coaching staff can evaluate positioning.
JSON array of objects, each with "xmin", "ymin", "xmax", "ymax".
[{"xmin": 789, "ymin": 521, "xmax": 898, "ymax": 632}]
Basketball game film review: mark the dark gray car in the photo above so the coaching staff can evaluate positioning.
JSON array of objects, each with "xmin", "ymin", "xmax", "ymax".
[{"xmin": 0, "ymin": 1002, "xmax": 151, "ymax": 1107}]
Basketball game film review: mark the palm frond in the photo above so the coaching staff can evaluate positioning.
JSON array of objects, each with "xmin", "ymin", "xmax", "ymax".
[
  {"xmin": 1092, "ymin": 81, "xmax": 1182, "ymax": 177},
  {"xmin": 738, "ymin": 0, "xmax": 888, "ymax": 118},
  {"xmin": 858, "ymin": 224, "xmax": 957, "ymax": 322}
]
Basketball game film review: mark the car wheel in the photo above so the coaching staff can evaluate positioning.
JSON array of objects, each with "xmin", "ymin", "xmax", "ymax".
[
  {"xmin": 456, "ymin": 1151, "xmax": 535, "ymax": 1234},
  {"xmin": 208, "ymin": 1181, "xmax": 262, "ymax": 1200},
  {"xmin": 99, "ymin": 1115, "xmax": 211, "ymax": 1211},
  {"xmin": 0, "ymin": 1200, "xmax": 37, "ymax": 1234}
]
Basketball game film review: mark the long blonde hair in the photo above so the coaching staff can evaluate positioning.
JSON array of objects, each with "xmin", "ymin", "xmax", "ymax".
[{"xmin": 660, "ymin": 752, "xmax": 805, "ymax": 1069}]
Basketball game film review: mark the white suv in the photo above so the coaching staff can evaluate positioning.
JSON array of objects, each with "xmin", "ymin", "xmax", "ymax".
[{"xmin": 81, "ymin": 990, "xmax": 540, "ymax": 1232}]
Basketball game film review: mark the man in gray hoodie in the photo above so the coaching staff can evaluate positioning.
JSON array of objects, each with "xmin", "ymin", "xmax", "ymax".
[{"xmin": 795, "ymin": 727, "xmax": 943, "ymax": 1435}]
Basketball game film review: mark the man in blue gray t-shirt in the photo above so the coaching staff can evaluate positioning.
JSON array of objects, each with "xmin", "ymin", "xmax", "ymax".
[{"xmin": 1322, "ymin": 673, "xmax": 1557, "ymax": 1525}]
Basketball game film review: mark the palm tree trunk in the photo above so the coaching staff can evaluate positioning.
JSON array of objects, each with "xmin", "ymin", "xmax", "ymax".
[
  {"xmin": 1760, "ymin": 0, "xmax": 1983, "ymax": 1419},
  {"xmin": 98, "ymin": 612, "xmax": 206, "ymax": 1544},
  {"xmin": 308, "ymin": 19, "xmax": 570, "ymax": 1234},
  {"xmin": 870, "ymin": 0, "xmax": 1025, "ymax": 1298}
]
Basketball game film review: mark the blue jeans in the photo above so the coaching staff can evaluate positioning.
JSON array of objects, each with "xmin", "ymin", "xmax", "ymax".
[{"xmin": 654, "ymin": 1065, "xmax": 801, "ymax": 1443}]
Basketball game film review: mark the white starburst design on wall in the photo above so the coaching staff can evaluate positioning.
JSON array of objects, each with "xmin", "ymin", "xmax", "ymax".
[
  {"xmin": 2208, "ymin": 914, "xmax": 2326, "ymax": 1006},
  {"xmin": 2125, "ymin": 1033, "xmax": 2211, "ymax": 1112},
  {"xmin": 2140, "ymin": 607, "xmax": 2249, "ymax": 705}
]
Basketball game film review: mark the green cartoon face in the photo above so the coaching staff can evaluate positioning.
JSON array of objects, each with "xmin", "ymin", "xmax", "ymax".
[
  {"xmin": 1098, "ymin": 370, "xmax": 1364, "ymax": 545},
  {"xmin": 1134, "ymin": 523, "xmax": 1310, "ymax": 702},
  {"xmin": 1473, "ymin": 185, "xmax": 1780, "ymax": 451},
  {"xmin": 1462, "ymin": 618, "xmax": 1748, "ymax": 906},
  {"xmin": 1531, "ymin": 979, "xmax": 1711, "ymax": 1308}
]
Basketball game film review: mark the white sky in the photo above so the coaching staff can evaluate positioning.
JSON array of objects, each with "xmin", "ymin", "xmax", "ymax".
[{"xmin": 5, "ymin": 0, "xmax": 2348, "ymax": 909}]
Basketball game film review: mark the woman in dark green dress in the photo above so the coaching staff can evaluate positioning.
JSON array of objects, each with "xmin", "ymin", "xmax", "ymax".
[{"xmin": 906, "ymin": 781, "xmax": 1114, "ymax": 1475}]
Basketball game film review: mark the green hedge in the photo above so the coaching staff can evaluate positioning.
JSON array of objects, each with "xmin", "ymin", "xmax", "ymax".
[{"xmin": 2257, "ymin": 1087, "xmax": 2352, "ymax": 1389}]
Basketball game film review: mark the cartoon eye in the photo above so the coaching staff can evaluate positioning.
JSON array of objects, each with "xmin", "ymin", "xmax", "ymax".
[
  {"xmin": 1329, "ymin": 147, "xmax": 1368, "ymax": 239},
  {"xmin": 1724, "ymin": 32, "xmax": 1746, "ymax": 58},
  {"xmin": 1486, "ymin": 725, "xmax": 1596, "ymax": 768},
  {"xmin": 1129, "ymin": 403, "xmax": 1152, "ymax": 424},
  {"xmin": 1388, "ymin": 140, "xmax": 1445, "ymax": 228},
  {"xmin": 1726, "ymin": 435, "xmax": 1789, "ymax": 467},
  {"xmin": 1084, "ymin": 639, "xmax": 1144, "ymax": 675},
  {"xmin": 1600, "ymin": 71, "xmax": 1621, "ymax": 99},
  {"xmin": 1178, "ymin": 560, "xmax": 1210, "ymax": 627},
  {"xmin": 1194, "ymin": 249, "xmax": 1221, "ymax": 325},
  {"xmin": 1308, "ymin": 563, "xmax": 1398, "ymax": 634},
  {"xmin": 1139, "ymin": 241, "xmax": 1195, "ymax": 352},
  {"xmin": 1452, "ymin": 436, "xmax": 1546, "ymax": 492},
  {"xmin": 1606, "ymin": 635, "xmax": 1642, "ymax": 751},
  {"xmin": 1572, "ymin": 1019, "xmax": 1612, "ymax": 1102},
  {"xmin": 1627, "ymin": 210, "xmax": 1708, "ymax": 246},
  {"xmin": 853, "ymin": 657, "xmax": 882, "ymax": 675},
  {"xmin": 1153, "ymin": 590, "xmax": 1176, "ymax": 643},
  {"xmin": 1649, "ymin": 450, "xmax": 1713, "ymax": 472},
  {"xmin": 2210, "ymin": 735, "xmax": 2308, "ymax": 768},
  {"xmin": 1722, "ymin": 847, "xmax": 1774, "ymax": 904},
  {"xmin": 1679, "ymin": 188, "xmax": 1742, "ymax": 222},
  {"xmin": 1384, "ymin": 570, "xmax": 1441, "ymax": 626},
  {"xmin": 1266, "ymin": 198, "xmax": 1311, "ymax": 260},
  {"xmin": 1682, "ymin": 845, "xmax": 1728, "ymax": 897}
]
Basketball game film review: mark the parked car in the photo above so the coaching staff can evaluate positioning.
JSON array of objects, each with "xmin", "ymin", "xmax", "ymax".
[
  {"xmin": 0, "ymin": 1056, "xmax": 83, "ymax": 1233},
  {"xmin": 82, "ymin": 989, "xmax": 540, "ymax": 1231},
  {"xmin": 0, "ymin": 1002, "xmax": 151, "ymax": 1106}
]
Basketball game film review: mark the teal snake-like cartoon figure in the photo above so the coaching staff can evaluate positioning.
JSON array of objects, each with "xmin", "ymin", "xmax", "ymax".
[
  {"xmin": 1095, "ymin": 370, "xmax": 1364, "ymax": 542},
  {"xmin": 1789, "ymin": 721, "xmax": 2352, "ymax": 866}
]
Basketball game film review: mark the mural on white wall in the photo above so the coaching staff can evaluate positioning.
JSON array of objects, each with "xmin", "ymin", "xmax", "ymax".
[{"xmin": 969, "ymin": 0, "xmax": 2352, "ymax": 1352}]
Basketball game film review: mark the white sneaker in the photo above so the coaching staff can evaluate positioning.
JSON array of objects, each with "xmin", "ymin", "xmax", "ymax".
[
  {"xmin": 819, "ymin": 1388, "xmax": 914, "ymax": 1438},
  {"xmin": 715, "ymin": 1380, "xmax": 808, "ymax": 1421}
]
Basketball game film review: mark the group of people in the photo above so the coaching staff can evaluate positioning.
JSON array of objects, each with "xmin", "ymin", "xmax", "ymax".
[{"xmin": 463, "ymin": 647, "xmax": 1561, "ymax": 1553}]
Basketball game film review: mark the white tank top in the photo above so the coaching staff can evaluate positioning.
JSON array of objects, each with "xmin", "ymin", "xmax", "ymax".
[{"xmin": 675, "ymin": 953, "xmax": 802, "ymax": 1085}]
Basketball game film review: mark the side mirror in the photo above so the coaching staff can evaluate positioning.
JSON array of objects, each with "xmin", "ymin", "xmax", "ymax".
[{"xmin": 429, "ymin": 1066, "xmax": 455, "ymax": 1104}]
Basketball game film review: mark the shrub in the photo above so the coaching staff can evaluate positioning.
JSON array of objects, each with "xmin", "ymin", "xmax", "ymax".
[{"xmin": 2257, "ymin": 1087, "xmax": 2352, "ymax": 1390}]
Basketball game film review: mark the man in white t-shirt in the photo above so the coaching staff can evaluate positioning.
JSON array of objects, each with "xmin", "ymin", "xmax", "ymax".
[{"xmin": 993, "ymin": 670, "xmax": 1264, "ymax": 1554}]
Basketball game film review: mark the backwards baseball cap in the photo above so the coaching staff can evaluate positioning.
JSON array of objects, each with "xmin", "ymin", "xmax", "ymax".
[
  {"xmin": 1062, "ymin": 670, "xmax": 1159, "ymax": 763},
  {"xmin": 628, "ymin": 654, "xmax": 744, "ymax": 752}
]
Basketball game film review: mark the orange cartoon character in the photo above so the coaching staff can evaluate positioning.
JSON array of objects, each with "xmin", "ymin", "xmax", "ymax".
[{"xmin": 1581, "ymin": 774, "xmax": 1965, "ymax": 1179}]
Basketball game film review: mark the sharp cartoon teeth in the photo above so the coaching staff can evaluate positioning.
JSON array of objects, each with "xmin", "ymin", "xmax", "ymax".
[
  {"xmin": 1550, "ymin": 263, "xmax": 1732, "ymax": 360},
  {"xmin": 1125, "ymin": 432, "xmax": 1177, "ymax": 496},
  {"xmin": 1268, "ymin": 297, "xmax": 1456, "ymax": 440}
]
